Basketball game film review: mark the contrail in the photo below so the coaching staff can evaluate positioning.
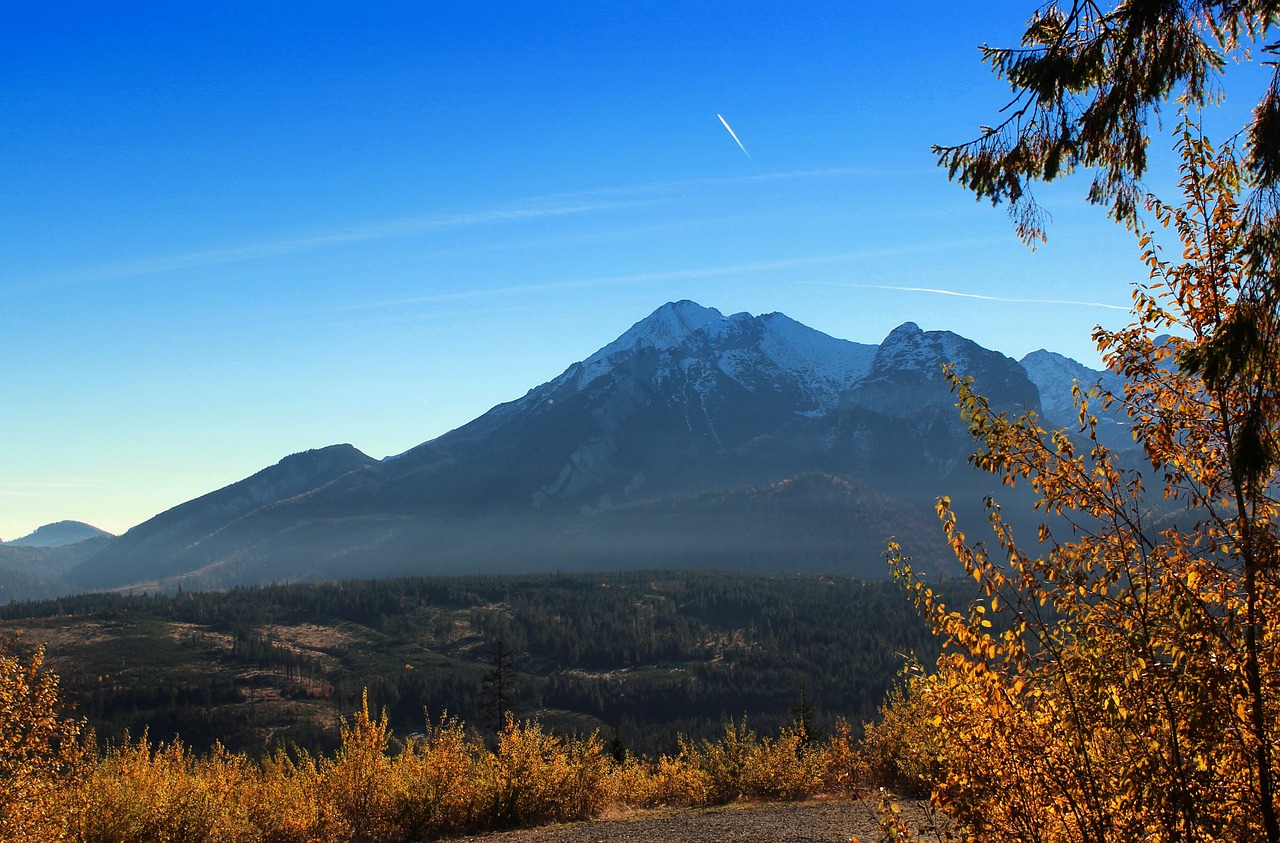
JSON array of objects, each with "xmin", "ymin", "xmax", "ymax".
[
  {"xmin": 844, "ymin": 283, "xmax": 1129, "ymax": 311},
  {"xmin": 717, "ymin": 113, "xmax": 750, "ymax": 158}
]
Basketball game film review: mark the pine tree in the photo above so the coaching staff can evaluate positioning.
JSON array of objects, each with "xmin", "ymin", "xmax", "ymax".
[{"xmin": 480, "ymin": 639, "xmax": 518, "ymax": 730}]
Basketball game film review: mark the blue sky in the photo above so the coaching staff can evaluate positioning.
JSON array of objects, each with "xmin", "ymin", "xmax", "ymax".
[{"xmin": 0, "ymin": 2, "xmax": 1233, "ymax": 539}]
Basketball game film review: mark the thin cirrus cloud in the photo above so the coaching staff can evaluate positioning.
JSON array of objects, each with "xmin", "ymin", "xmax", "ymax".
[
  {"xmin": 5, "ymin": 198, "xmax": 660, "ymax": 297},
  {"xmin": 7, "ymin": 167, "xmax": 901, "ymax": 298},
  {"xmin": 832, "ymin": 282, "xmax": 1129, "ymax": 311},
  {"xmin": 339, "ymin": 238, "xmax": 1004, "ymax": 313},
  {"xmin": 0, "ymin": 480, "xmax": 96, "ymax": 498}
]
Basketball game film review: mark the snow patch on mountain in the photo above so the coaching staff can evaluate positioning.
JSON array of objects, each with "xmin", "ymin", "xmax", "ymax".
[
  {"xmin": 846, "ymin": 321, "xmax": 1040, "ymax": 420},
  {"xmin": 1020, "ymin": 349, "xmax": 1130, "ymax": 446},
  {"xmin": 573, "ymin": 301, "xmax": 875, "ymax": 411},
  {"xmin": 871, "ymin": 322, "xmax": 975, "ymax": 375},
  {"xmin": 577, "ymin": 301, "xmax": 729, "ymax": 390},
  {"xmin": 754, "ymin": 312, "xmax": 876, "ymax": 389}
]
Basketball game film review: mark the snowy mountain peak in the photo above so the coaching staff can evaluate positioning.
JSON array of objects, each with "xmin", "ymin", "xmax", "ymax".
[
  {"xmin": 574, "ymin": 301, "xmax": 727, "ymax": 389},
  {"xmin": 1020, "ymin": 349, "xmax": 1084, "ymax": 384},
  {"xmin": 607, "ymin": 300, "xmax": 726, "ymax": 353},
  {"xmin": 872, "ymin": 322, "xmax": 974, "ymax": 375},
  {"xmin": 571, "ymin": 301, "xmax": 876, "ymax": 405},
  {"xmin": 1020, "ymin": 349, "xmax": 1126, "ymax": 432}
]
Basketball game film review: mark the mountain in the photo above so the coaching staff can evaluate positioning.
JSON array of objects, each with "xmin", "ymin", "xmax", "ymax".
[
  {"xmin": 0, "ymin": 534, "xmax": 114, "ymax": 602},
  {"xmin": 1020, "ymin": 349, "xmax": 1132, "ymax": 450},
  {"xmin": 0, "ymin": 521, "xmax": 115, "ymax": 601},
  {"xmin": 54, "ymin": 301, "xmax": 1126, "ymax": 595},
  {"xmin": 849, "ymin": 322, "xmax": 1038, "ymax": 418},
  {"xmin": 5, "ymin": 520, "xmax": 113, "ymax": 547},
  {"xmin": 69, "ymin": 444, "xmax": 378, "ymax": 589}
]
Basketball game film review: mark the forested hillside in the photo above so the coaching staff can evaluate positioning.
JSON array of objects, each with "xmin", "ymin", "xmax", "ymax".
[{"xmin": 0, "ymin": 571, "xmax": 957, "ymax": 755}]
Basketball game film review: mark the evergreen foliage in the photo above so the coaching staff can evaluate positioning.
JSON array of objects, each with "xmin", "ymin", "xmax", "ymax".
[
  {"xmin": 0, "ymin": 639, "xmax": 879, "ymax": 843},
  {"xmin": 936, "ymin": 1, "xmax": 1280, "ymax": 249},
  {"xmin": 0, "ymin": 570, "xmax": 947, "ymax": 756}
]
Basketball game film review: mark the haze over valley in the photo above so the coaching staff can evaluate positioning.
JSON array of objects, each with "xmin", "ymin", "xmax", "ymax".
[{"xmin": 1, "ymin": 300, "xmax": 1130, "ymax": 602}]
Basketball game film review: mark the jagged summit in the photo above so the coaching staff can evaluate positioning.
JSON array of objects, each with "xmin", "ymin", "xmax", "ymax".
[
  {"xmin": 871, "ymin": 322, "xmax": 976, "ymax": 375},
  {"xmin": 577, "ymin": 301, "xmax": 734, "ymax": 390},
  {"xmin": 594, "ymin": 300, "xmax": 729, "ymax": 357},
  {"xmin": 47, "ymin": 301, "xmax": 1126, "ymax": 595},
  {"xmin": 1021, "ymin": 349, "xmax": 1096, "ymax": 427},
  {"xmin": 1020, "ymin": 349, "xmax": 1131, "ymax": 448},
  {"xmin": 572, "ymin": 301, "xmax": 875, "ymax": 407},
  {"xmin": 844, "ymin": 321, "xmax": 1038, "ymax": 420}
]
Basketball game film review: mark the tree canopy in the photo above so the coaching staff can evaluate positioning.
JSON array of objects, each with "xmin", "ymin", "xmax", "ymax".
[
  {"xmin": 884, "ymin": 121, "xmax": 1280, "ymax": 842},
  {"xmin": 936, "ymin": 1, "xmax": 1280, "ymax": 248},
  {"xmin": 874, "ymin": 4, "xmax": 1280, "ymax": 840}
]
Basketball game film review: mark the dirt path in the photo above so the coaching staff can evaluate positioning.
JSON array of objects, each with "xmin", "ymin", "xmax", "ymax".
[{"xmin": 453, "ymin": 798, "xmax": 941, "ymax": 843}]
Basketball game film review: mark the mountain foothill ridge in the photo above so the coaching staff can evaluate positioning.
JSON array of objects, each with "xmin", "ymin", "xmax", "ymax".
[{"xmin": 7, "ymin": 300, "xmax": 1133, "ymax": 600}]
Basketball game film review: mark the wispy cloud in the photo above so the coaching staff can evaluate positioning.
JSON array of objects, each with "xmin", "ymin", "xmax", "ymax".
[
  {"xmin": 827, "ymin": 282, "xmax": 1129, "ymax": 311},
  {"xmin": 340, "ymin": 239, "xmax": 1000, "ymax": 312},
  {"xmin": 0, "ymin": 479, "xmax": 96, "ymax": 498},
  {"xmin": 8, "ymin": 166, "xmax": 903, "ymax": 298},
  {"xmin": 6, "ymin": 199, "xmax": 658, "ymax": 296}
]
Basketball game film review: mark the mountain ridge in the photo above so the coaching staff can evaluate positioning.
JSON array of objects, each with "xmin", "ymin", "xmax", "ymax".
[
  {"xmin": 40, "ymin": 301, "xmax": 1128, "ymax": 596},
  {"xmin": 4, "ymin": 520, "xmax": 113, "ymax": 548}
]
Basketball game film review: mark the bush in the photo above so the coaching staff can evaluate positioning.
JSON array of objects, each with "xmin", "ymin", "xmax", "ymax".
[
  {"xmin": 0, "ymin": 636, "xmax": 90, "ymax": 843},
  {"xmin": 66, "ymin": 737, "xmax": 258, "ymax": 843},
  {"xmin": 2, "ymin": 670, "xmax": 883, "ymax": 842}
]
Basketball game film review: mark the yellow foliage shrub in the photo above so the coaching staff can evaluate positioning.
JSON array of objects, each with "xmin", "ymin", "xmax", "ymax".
[
  {"xmin": 818, "ymin": 719, "xmax": 867, "ymax": 796},
  {"xmin": 2, "ymin": 663, "xmax": 886, "ymax": 843},
  {"xmin": 603, "ymin": 746, "xmax": 711, "ymax": 808},
  {"xmin": 313, "ymin": 692, "xmax": 399, "ymax": 841},
  {"xmin": 380, "ymin": 715, "xmax": 485, "ymax": 840},
  {"xmin": 482, "ymin": 715, "xmax": 611, "ymax": 828},
  {"xmin": 0, "ymin": 638, "xmax": 90, "ymax": 843},
  {"xmin": 245, "ymin": 749, "xmax": 325, "ymax": 843},
  {"xmin": 65, "ymin": 738, "xmax": 257, "ymax": 843},
  {"xmin": 688, "ymin": 719, "xmax": 832, "ymax": 804},
  {"xmin": 858, "ymin": 671, "xmax": 942, "ymax": 796}
]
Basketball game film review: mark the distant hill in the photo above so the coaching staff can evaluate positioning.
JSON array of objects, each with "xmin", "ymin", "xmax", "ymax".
[
  {"xmin": 6, "ymin": 520, "xmax": 113, "ymax": 547},
  {"xmin": 22, "ymin": 300, "xmax": 1130, "ymax": 597},
  {"xmin": 0, "ymin": 535, "xmax": 114, "ymax": 602}
]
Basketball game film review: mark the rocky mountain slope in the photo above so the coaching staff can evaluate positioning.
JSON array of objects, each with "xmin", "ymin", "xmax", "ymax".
[
  {"xmin": 1020, "ymin": 348, "xmax": 1131, "ymax": 450},
  {"xmin": 46, "ymin": 301, "xmax": 1128, "ymax": 595}
]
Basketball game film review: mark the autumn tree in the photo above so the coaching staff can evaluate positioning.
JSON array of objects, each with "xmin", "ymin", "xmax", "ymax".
[
  {"xmin": 875, "ymin": 4, "xmax": 1280, "ymax": 840},
  {"xmin": 0, "ymin": 634, "xmax": 91, "ymax": 843},
  {"xmin": 885, "ymin": 120, "xmax": 1279, "ymax": 840},
  {"xmin": 938, "ymin": 2, "xmax": 1279, "ymax": 493}
]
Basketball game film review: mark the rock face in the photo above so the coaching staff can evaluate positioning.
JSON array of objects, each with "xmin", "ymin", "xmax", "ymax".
[
  {"xmin": 54, "ymin": 301, "xmax": 1129, "ymax": 594},
  {"xmin": 1020, "ymin": 349, "xmax": 1132, "ymax": 450},
  {"xmin": 847, "ymin": 322, "xmax": 1039, "ymax": 419}
]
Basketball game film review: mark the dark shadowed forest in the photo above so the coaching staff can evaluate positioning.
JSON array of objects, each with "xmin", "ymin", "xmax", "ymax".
[{"xmin": 0, "ymin": 570, "xmax": 964, "ymax": 756}]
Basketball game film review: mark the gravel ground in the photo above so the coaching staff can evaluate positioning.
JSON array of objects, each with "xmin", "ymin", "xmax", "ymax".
[{"xmin": 452, "ymin": 798, "xmax": 943, "ymax": 843}]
